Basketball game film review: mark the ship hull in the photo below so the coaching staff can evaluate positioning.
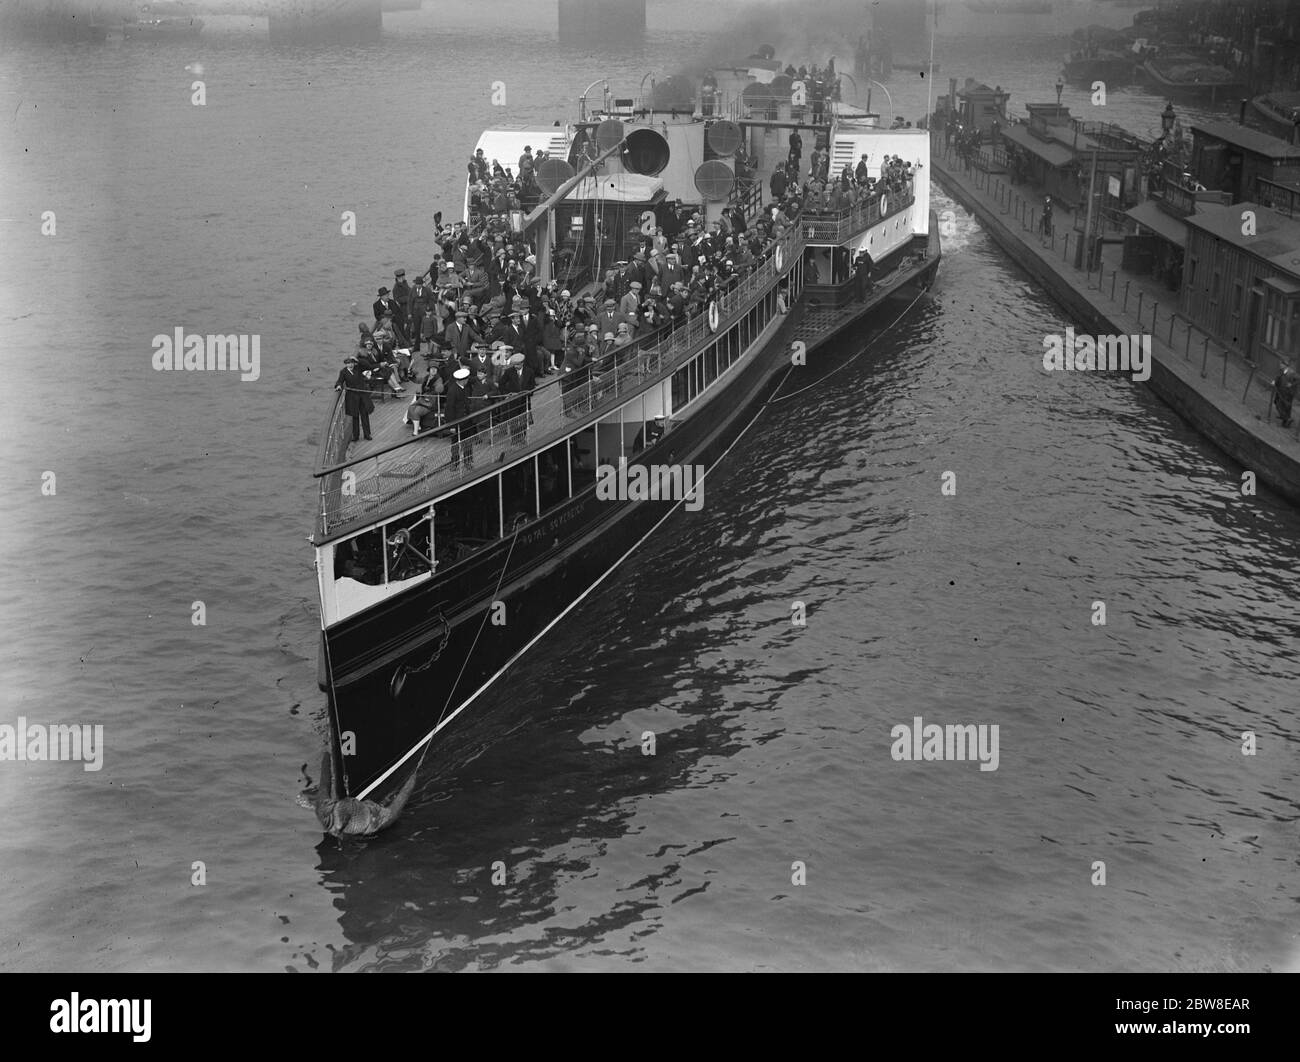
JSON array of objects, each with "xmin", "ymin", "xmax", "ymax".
[
  {"xmin": 321, "ymin": 260, "xmax": 937, "ymax": 806},
  {"xmin": 324, "ymin": 307, "xmax": 798, "ymax": 803}
]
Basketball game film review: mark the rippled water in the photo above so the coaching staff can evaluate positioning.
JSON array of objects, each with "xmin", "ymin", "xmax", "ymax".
[{"xmin": 1, "ymin": 3, "xmax": 1297, "ymax": 972}]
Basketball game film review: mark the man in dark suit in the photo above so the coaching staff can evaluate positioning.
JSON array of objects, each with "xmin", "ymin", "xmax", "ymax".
[
  {"xmin": 392, "ymin": 269, "xmax": 411, "ymax": 307},
  {"xmin": 445, "ymin": 366, "xmax": 474, "ymax": 470},
  {"xmin": 493, "ymin": 311, "xmax": 525, "ymax": 354},
  {"xmin": 443, "ymin": 310, "xmax": 482, "ymax": 359},
  {"xmin": 373, "ymin": 287, "xmax": 405, "ymax": 332},
  {"xmin": 596, "ymin": 299, "xmax": 631, "ymax": 339},
  {"xmin": 517, "ymin": 305, "xmax": 546, "ymax": 378},
  {"xmin": 406, "ymin": 275, "xmax": 434, "ymax": 354}
]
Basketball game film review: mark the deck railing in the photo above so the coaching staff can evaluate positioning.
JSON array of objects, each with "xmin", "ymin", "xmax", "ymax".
[
  {"xmin": 316, "ymin": 224, "xmax": 806, "ymax": 540},
  {"xmin": 800, "ymin": 180, "xmax": 915, "ymax": 243}
]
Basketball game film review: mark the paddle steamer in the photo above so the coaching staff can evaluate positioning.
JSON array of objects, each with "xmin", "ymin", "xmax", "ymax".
[{"xmin": 309, "ymin": 59, "xmax": 941, "ymax": 818}]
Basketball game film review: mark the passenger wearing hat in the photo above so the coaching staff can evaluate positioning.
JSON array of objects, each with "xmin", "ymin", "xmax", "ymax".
[
  {"xmin": 560, "ymin": 328, "xmax": 591, "ymax": 418},
  {"xmin": 373, "ymin": 287, "xmax": 402, "ymax": 325},
  {"xmin": 619, "ymin": 282, "xmax": 641, "ymax": 319},
  {"xmin": 445, "ymin": 366, "xmax": 475, "ymax": 470},
  {"xmin": 597, "ymin": 298, "xmax": 627, "ymax": 338},
  {"xmin": 492, "ymin": 311, "xmax": 525, "ymax": 358},
  {"xmin": 406, "ymin": 274, "xmax": 434, "ymax": 355},
  {"xmin": 467, "ymin": 359, "xmax": 499, "ymax": 443},
  {"xmin": 632, "ymin": 413, "xmax": 666, "ymax": 453},
  {"xmin": 444, "ymin": 308, "xmax": 482, "ymax": 359},
  {"xmin": 393, "ymin": 268, "xmax": 411, "ymax": 306},
  {"xmin": 497, "ymin": 351, "xmax": 531, "ymax": 445},
  {"xmin": 469, "ymin": 344, "xmax": 497, "ymax": 389},
  {"xmin": 404, "ymin": 365, "xmax": 445, "ymax": 437},
  {"xmin": 335, "ymin": 354, "xmax": 374, "ymax": 443},
  {"xmin": 541, "ymin": 308, "xmax": 565, "ymax": 372},
  {"xmin": 516, "ymin": 301, "xmax": 546, "ymax": 378}
]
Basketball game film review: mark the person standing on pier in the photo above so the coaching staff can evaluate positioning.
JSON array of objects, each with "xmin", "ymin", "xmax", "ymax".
[
  {"xmin": 1272, "ymin": 366, "xmax": 1298, "ymax": 428},
  {"xmin": 1040, "ymin": 196, "xmax": 1053, "ymax": 247}
]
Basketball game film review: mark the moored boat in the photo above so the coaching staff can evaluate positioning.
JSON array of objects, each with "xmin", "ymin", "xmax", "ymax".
[
  {"xmin": 1139, "ymin": 52, "xmax": 1245, "ymax": 101},
  {"xmin": 1062, "ymin": 48, "xmax": 1135, "ymax": 86},
  {"xmin": 121, "ymin": 2, "xmax": 202, "ymax": 40},
  {"xmin": 307, "ymin": 59, "xmax": 940, "ymax": 831},
  {"xmin": 1250, "ymin": 92, "xmax": 1300, "ymax": 144}
]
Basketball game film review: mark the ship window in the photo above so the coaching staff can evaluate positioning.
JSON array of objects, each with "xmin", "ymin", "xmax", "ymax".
[
  {"xmin": 570, "ymin": 428, "xmax": 597, "ymax": 492},
  {"xmin": 691, "ymin": 355, "xmax": 701, "ymax": 399},
  {"xmin": 334, "ymin": 527, "xmax": 384, "ymax": 586},
  {"xmin": 538, "ymin": 441, "xmax": 569, "ymax": 513},
  {"xmin": 704, "ymin": 342, "xmax": 719, "ymax": 387},
  {"xmin": 501, "ymin": 458, "xmax": 537, "ymax": 535},
  {"xmin": 672, "ymin": 365, "xmax": 688, "ymax": 409},
  {"xmin": 596, "ymin": 408, "xmax": 624, "ymax": 466},
  {"xmin": 384, "ymin": 509, "xmax": 435, "ymax": 583},
  {"xmin": 435, "ymin": 476, "xmax": 501, "ymax": 564}
]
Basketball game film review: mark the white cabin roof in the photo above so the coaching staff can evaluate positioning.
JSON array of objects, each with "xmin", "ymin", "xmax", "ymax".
[
  {"xmin": 566, "ymin": 173, "xmax": 664, "ymax": 202},
  {"xmin": 472, "ymin": 128, "xmax": 570, "ymax": 171}
]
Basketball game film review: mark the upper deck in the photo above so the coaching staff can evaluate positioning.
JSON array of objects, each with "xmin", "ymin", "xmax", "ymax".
[{"xmin": 313, "ymin": 223, "xmax": 806, "ymax": 544}]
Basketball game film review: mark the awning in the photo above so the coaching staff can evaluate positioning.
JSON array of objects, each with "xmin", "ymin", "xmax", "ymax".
[
  {"xmin": 565, "ymin": 173, "xmax": 664, "ymax": 203},
  {"xmin": 1001, "ymin": 124, "xmax": 1074, "ymax": 168},
  {"xmin": 1263, "ymin": 275, "xmax": 1300, "ymax": 296},
  {"xmin": 1125, "ymin": 199, "xmax": 1187, "ymax": 248}
]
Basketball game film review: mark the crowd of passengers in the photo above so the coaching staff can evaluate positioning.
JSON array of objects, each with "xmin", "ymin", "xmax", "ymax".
[
  {"xmin": 334, "ymin": 130, "xmax": 915, "ymax": 465},
  {"xmin": 334, "ymin": 192, "xmax": 802, "ymax": 462}
]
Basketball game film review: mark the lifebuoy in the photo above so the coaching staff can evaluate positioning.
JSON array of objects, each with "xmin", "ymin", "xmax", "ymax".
[
  {"xmin": 880, "ymin": 195, "xmax": 888, "ymax": 215},
  {"xmin": 775, "ymin": 244, "xmax": 784, "ymax": 270},
  {"xmin": 707, "ymin": 301, "xmax": 720, "ymax": 332}
]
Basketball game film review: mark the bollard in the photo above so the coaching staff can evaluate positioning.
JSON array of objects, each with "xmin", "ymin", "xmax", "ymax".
[{"xmin": 1200, "ymin": 336, "xmax": 1210, "ymax": 378}]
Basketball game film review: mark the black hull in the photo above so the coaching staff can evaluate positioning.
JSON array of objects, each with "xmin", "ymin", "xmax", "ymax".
[{"xmin": 322, "ymin": 272, "xmax": 934, "ymax": 806}]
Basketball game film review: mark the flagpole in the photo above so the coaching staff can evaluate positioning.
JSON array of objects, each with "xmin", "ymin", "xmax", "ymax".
[{"xmin": 926, "ymin": 0, "xmax": 937, "ymax": 122}]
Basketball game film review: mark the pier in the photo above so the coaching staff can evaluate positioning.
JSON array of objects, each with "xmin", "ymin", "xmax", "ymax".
[{"xmin": 930, "ymin": 129, "xmax": 1300, "ymax": 504}]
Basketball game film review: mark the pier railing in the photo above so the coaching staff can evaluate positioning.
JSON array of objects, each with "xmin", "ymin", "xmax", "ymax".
[
  {"xmin": 930, "ymin": 132, "xmax": 1300, "ymax": 445},
  {"xmin": 801, "ymin": 180, "xmax": 915, "ymax": 243},
  {"xmin": 316, "ymin": 225, "xmax": 806, "ymax": 539}
]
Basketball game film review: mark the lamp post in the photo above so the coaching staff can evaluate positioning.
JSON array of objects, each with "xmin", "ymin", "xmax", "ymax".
[
  {"xmin": 1055, "ymin": 79, "xmax": 1063, "ymax": 109},
  {"xmin": 1161, "ymin": 101, "xmax": 1176, "ymax": 137}
]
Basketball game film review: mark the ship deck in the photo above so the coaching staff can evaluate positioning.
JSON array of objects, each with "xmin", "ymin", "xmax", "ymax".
[{"xmin": 793, "ymin": 225, "xmax": 939, "ymax": 353}]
